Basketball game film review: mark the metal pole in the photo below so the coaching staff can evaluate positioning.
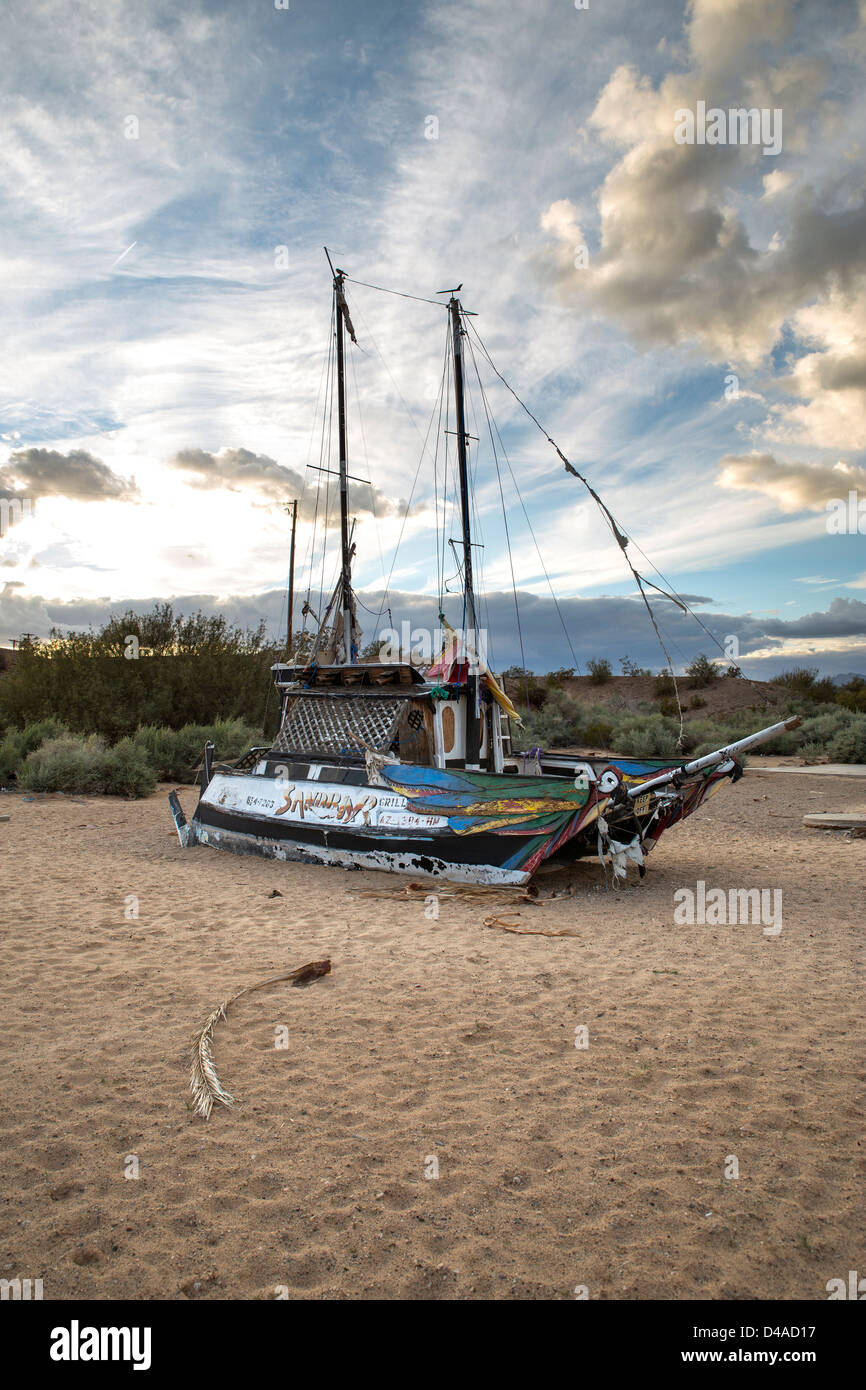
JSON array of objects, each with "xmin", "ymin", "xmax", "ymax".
[
  {"xmin": 286, "ymin": 498, "xmax": 297, "ymax": 653},
  {"xmin": 449, "ymin": 296, "xmax": 477, "ymax": 634},
  {"xmin": 449, "ymin": 294, "xmax": 481, "ymax": 768},
  {"xmin": 335, "ymin": 272, "xmax": 355, "ymax": 663}
]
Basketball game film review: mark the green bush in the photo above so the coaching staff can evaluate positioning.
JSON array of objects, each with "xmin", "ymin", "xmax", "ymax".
[
  {"xmin": 0, "ymin": 731, "xmax": 24, "ymax": 783},
  {"xmin": 773, "ymin": 667, "xmax": 837, "ymax": 702},
  {"xmin": 686, "ymin": 654, "xmax": 720, "ymax": 688},
  {"xmin": 101, "ymin": 737, "xmax": 159, "ymax": 797},
  {"xmin": 545, "ymin": 667, "xmax": 575, "ymax": 689},
  {"xmin": 611, "ymin": 714, "xmax": 681, "ymax": 758},
  {"xmin": 132, "ymin": 719, "xmax": 262, "ymax": 782},
  {"xmin": 653, "ymin": 669, "xmax": 676, "ymax": 698},
  {"xmin": 0, "ymin": 718, "xmax": 71, "ymax": 783},
  {"xmin": 5, "ymin": 717, "xmax": 262, "ymax": 796},
  {"xmin": 677, "ymin": 718, "xmax": 718, "ymax": 755},
  {"xmin": 18, "ymin": 734, "xmax": 156, "ymax": 797},
  {"xmin": 798, "ymin": 710, "xmax": 854, "ymax": 745},
  {"xmin": 526, "ymin": 689, "xmax": 583, "ymax": 748},
  {"xmin": 835, "ymin": 678, "xmax": 866, "ymax": 713},
  {"xmin": 827, "ymin": 721, "xmax": 866, "ymax": 763},
  {"xmin": 0, "ymin": 603, "xmax": 279, "ymax": 739},
  {"xmin": 501, "ymin": 667, "xmax": 546, "ymax": 710},
  {"xmin": 587, "ymin": 658, "xmax": 612, "ymax": 685},
  {"xmin": 583, "ymin": 719, "xmax": 615, "ymax": 748}
]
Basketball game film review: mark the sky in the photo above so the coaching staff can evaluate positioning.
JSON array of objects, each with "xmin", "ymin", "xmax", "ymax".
[{"xmin": 1, "ymin": 0, "xmax": 865, "ymax": 679}]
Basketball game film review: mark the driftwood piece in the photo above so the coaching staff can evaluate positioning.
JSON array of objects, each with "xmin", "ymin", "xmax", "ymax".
[{"xmin": 189, "ymin": 959, "xmax": 331, "ymax": 1119}]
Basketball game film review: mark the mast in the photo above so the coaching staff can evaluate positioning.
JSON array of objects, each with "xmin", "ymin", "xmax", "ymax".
[
  {"xmin": 448, "ymin": 292, "xmax": 481, "ymax": 768},
  {"xmin": 335, "ymin": 271, "xmax": 356, "ymax": 662},
  {"xmin": 324, "ymin": 248, "xmax": 358, "ymax": 664},
  {"xmin": 448, "ymin": 294, "xmax": 477, "ymax": 635},
  {"xmin": 284, "ymin": 498, "xmax": 298, "ymax": 653}
]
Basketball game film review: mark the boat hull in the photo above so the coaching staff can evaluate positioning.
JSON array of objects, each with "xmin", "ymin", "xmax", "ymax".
[
  {"xmin": 187, "ymin": 769, "xmax": 587, "ymax": 884},
  {"xmin": 178, "ymin": 755, "xmax": 737, "ymax": 886}
]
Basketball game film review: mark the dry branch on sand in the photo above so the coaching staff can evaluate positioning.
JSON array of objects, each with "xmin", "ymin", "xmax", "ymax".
[
  {"xmin": 349, "ymin": 880, "xmax": 544, "ymax": 904},
  {"xmin": 482, "ymin": 914, "xmax": 579, "ymax": 938},
  {"xmin": 189, "ymin": 959, "xmax": 331, "ymax": 1119}
]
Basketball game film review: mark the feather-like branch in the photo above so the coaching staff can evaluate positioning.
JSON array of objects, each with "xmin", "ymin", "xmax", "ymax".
[{"xmin": 189, "ymin": 960, "xmax": 331, "ymax": 1119}]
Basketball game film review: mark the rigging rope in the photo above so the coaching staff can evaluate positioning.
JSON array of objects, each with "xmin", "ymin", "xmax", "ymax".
[
  {"xmin": 343, "ymin": 275, "xmax": 448, "ymax": 309},
  {"xmin": 464, "ymin": 322, "xmax": 534, "ymax": 723},
  {"xmin": 464, "ymin": 324, "xmax": 582, "ymax": 678},
  {"xmin": 464, "ymin": 319, "xmax": 775, "ymax": 738}
]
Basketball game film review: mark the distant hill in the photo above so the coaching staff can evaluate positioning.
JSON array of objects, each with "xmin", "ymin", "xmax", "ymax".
[
  {"xmin": 501, "ymin": 672, "xmax": 787, "ymax": 723},
  {"xmin": 831, "ymin": 672, "xmax": 866, "ymax": 686}
]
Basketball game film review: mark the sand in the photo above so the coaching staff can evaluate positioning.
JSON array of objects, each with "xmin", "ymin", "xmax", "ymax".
[{"xmin": 1, "ymin": 770, "xmax": 863, "ymax": 1301}]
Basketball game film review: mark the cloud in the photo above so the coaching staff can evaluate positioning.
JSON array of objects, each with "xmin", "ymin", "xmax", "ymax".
[
  {"xmin": 3, "ymin": 583, "xmax": 863, "ymax": 682},
  {"xmin": 717, "ymin": 451, "xmax": 866, "ymax": 511},
  {"xmin": 0, "ymin": 447, "xmax": 138, "ymax": 502},
  {"xmin": 539, "ymin": 0, "xmax": 864, "ymax": 367},
  {"xmin": 766, "ymin": 288, "xmax": 866, "ymax": 450},
  {"xmin": 686, "ymin": 0, "xmax": 791, "ymax": 77},
  {"xmin": 762, "ymin": 169, "xmax": 796, "ymax": 199},
  {"xmin": 168, "ymin": 446, "xmax": 408, "ymax": 520}
]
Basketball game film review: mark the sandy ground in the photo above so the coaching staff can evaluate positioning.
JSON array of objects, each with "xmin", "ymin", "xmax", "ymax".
[{"xmin": 1, "ymin": 771, "xmax": 864, "ymax": 1301}]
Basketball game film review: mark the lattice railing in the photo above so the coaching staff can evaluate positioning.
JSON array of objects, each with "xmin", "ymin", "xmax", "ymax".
[{"xmin": 273, "ymin": 696, "xmax": 404, "ymax": 756}]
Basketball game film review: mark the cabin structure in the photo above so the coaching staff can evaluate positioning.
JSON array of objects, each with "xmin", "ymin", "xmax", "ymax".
[{"xmin": 269, "ymin": 661, "xmax": 508, "ymax": 774}]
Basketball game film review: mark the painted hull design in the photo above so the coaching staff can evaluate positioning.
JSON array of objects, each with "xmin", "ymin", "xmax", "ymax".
[{"xmin": 176, "ymin": 753, "xmax": 744, "ymax": 886}]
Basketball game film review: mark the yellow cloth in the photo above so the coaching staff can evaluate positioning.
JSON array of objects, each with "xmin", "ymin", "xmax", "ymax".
[{"xmin": 435, "ymin": 616, "xmax": 523, "ymax": 727}]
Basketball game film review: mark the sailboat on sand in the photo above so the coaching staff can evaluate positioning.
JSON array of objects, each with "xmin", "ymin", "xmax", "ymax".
[{"xmin": 169, "ymin": 258, "xmax": 798, "ymax": 886}]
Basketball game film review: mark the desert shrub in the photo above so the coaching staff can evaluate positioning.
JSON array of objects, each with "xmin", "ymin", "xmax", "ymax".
[
  {"xmin": 0, "ymin": 603, "xmax": 279, "ymax": 739},
  {"xmin": 0, "ymin": 731, "xmax": 25, "ymax": 783},
  {"xmin": 0, "ymin": 717, "xmax": 71, "ymax": 783},
  {"xmin": 583, "ymin": 718, "xmax": 615, "ymax": 748},
  {"xmin": 19, "ymin": 735, "xmax": 108, "ymax": 794},
  {"xmin": 587, "ymin": 657, "xmax": 612, "ymax": 685},
  {"xmin": 827, "ymin": 721, "xmax": 866, "ymax": 763},
  {"xmin": 654, "ymin": 669, "xmax": 676, "ymax": 698},
  {"xmin": 835, "ymin": 677, "xmax": 866, "ymax": 713},
  {"xmin": 657, "ymin": 697, "xmax": 679, "ymax": 718},
  {"xmin": 798, "ymin": 710, "xmax": 855, "ymax": 745},
  {"xmin": 501, "ymin": 667, "xmax": 546, "ymax": 709},
  {"xmin": 526, "ymin": 689, "xmax": 583, "ymax": 748},
  {"xmin": 19, "ymin": 733, "xmax": 157, "ymax": 797},
  {"xmin": 772, "ymin": 667, "xmax": 836, "ymax": 702},
  {"xmin": 619, "ymin": 655, "xmax": 650, "ymax": 677},
  {"xmin": 101, "ymin": 737, "xmax": 159, "ymax": 797},
  {"xmin": 688, "ymin": 695, "xmax": 706, "ymax": 710},
  {"xmin": 611, "ymin": 714, "xmax": 680, "ymax": 758},
  {"xmin": 686, "ymin": 654, "xmax": 720, "ymax": 688},
  {"xmin": 545, "ymin": 667, "xmax": 575, "ymax": 689},
  {"xmin": 676, "ymin": 718, "xmax": 718, "ymax": 755},
  {"xmin": 798, "ymin": 709, "xmax": 866, "ymax": 763},
  {"xmin": 132, "ymin": 719, "xmax": 262, "ymax": 782}
]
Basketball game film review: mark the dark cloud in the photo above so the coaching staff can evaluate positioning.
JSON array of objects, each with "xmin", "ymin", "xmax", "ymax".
[
  {"xmin": 0, "ymin": 448, "xmax": 138, "ymax": 502},
  {"xmin": 169, "ymin": 447, "xmax": 407, "ymax": 520},
  {"xmin": 3, "ymin": 584, "xmax": 863, "ymax": 682}
]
